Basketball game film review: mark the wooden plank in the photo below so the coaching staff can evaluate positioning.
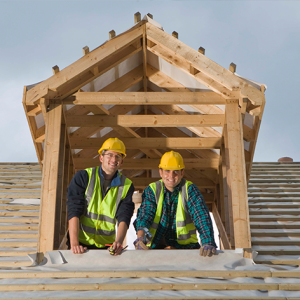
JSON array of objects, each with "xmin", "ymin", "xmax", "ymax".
[
  {"xmin": 0, "ymin": 270, "xmax": 273, "ymax": 279},
  {"xmin": 0, "ymin": 225, "xmax": 38, "ymax": 231},
  {"xmin": 54, "ymin": 122, "xmax": 67, "ymax": 249},
  {"xmin": 70, "ymin": 137, "xmax": 222, "ymax": 150},
  {"xmin": 0, "ymin": 283, "xmax": 283, "ymax": 291},
  {"xmin": 73, "ymin": 158, "xmax": 219, "ymax": 170},
  {"xmin": 0, "ymin": 218, "xmax": 39, "ymax": 223},
  {"xmin": 225, "ymin": 100, "xmax": 251, "ymax": 250},
  {"xmin": 66, "ymin": 114, "xmax": 224, "ymax": 128},
  {"xmin": 223, "ymin": 127, "xmax": 235, "ymax": 247},
  {"xmin": 0, "ymin": 211, "xmax": 39, "ymax": 217},
  {"xmin": 0, "ymin": 233, "xmax": 38, "ymax": 238},
  {"xmin": 0, "ymin": 205, "xmax": 40, "ymax": 210},
  {"xmin": 151, "ymin": 126, "xmax": 219, "ymax": 159},
  {"xmin": 146, "ymin": 22, "xmax": 265, "ymax": 105},
  {"xmin": 0, "ymin": 241, "xmax": 37, "ymax": 247},
  {"xmin": 26, "ymin": 25, "xmax": 144, "ymax": 105},
  {"xmin": 212, "ymin": 203, "xmax": 230, "ymax": 249},
  {"xmin": 131, "ymin": 177, "xmax": 215, "ymax": 190},
  {"xmin": 27, "ymin": 104, "xmax": 42, "ymax": 117},
  {"xmin": 0, "ymin": 251, "xmax": 36, "ymax": 257},
  {"xmin": 22, "ymin": 87, "xmax": 43, "ymax": 168},
  {"xmin": 35, "ymin": 125, "xmax": 45, "ymax": 143},
  {"xmin": 73, "ymin": 91, "xmax": 227, "ymax": 105},
  {"xmin": 38, "ymin": 103, "xmax": 63, "ymax": 254}
]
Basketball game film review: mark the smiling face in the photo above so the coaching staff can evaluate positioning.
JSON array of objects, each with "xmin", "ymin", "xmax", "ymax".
[
  {"xmin": 99, "ymin": 150, "xmax": 123, "ymax": 177},
  {"xmin": 159, "ymin": 168, "xmax": 184, "ymax": 192}
]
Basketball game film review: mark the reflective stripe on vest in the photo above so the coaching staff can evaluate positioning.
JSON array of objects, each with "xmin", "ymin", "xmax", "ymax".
[
  {"xmin": 148, "ymin": 179, "xmax": 198, "ymax": 246},
  {"xmin": 79, "ymin": 167, "xmax": 132, "ymax": 248}
]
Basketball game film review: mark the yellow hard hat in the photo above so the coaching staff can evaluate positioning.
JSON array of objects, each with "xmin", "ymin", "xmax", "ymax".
[
  {"xmin": 98, "ymin": 138, "xmax": 126, "ymax": 157},
  {"xmin": 159, "ymin": 151, "xmax": 185, "ymax": 170}
]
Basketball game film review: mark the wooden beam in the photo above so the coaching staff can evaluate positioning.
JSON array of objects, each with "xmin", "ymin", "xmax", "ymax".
[
  {"xmin": 229, "ymin": 63, "xmax": 236, "ymax": 73},
  {"xmin": 27, "ymin": 105, "xmax": 42, "ymax": 117},
  {"xmin": 109, "ymin": 30, "xmax": 116, "ymax": 39},
  {"xmin": 146, "ymin": 22, "xmax": 264, "ymax": 105},
  {"xmin": 35, "ymin": 125, "xmax": 45, "ymax": 143},
  {"xmin": 172, "ymin": 31, "xmax": 178, "ymax": 39},
  {"xmin": 82, "ymin": 46, "xmax": 89, "ymax": 55},
  {"xmin": 225, "ymin": 100, "xmax": 251, "ymax": 251},
  {"xmin": 131, "ymin": 177, "xmax": 215, "ymax": 190},
  {"xmin": 70, "ymin": 137, "xmax": 222, "ymax": 150},
  {"xmin": 212, "ymin": 203, "xmax": 230, "ymax": 249},
  {"xmin": 37, "ymin": 103, "xmax": 64, "ymax": 256},
  {"xmin": 26, "ymin": 24, "xmax": 144, "ymax": 105},
  {"xmin": 22, "ymin": 87, "xmax": 43, "ymax": 168},
  {"xmin": 223, "ymin": 126, "xmax": 235, "ymax": 248},
  {"xmin": 73, "ymin": 91, "xmax": 227, "ymax": 105},
  {"xmin": 134, "ymin": 12, "xmax": 141, "ymax": 23},
  {"xmin": 66, "ymin": 114, "xmax": 225, "ymax": 128},
  {"xmin": 52, "ymin": 65, "xmax": 59, "ymax": 75},
  {"xmin": 73, "ymin": 158, "xmax": 219, "ymax": 170},
  {"xmin": 198, "ymin": 47, "xmax": 205, "ymax": 55},
  {"xmin": 243, "ymin": 124, "xmax": 255, "ymax": 142}
]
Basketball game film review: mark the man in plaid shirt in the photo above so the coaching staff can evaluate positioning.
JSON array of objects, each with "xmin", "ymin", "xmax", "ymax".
[{"xmin": 134, "ymin": 151, "xmax": 217, "ymax": 257}]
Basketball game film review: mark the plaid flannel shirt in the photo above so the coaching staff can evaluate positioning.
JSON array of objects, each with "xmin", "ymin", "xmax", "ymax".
[{"xmin": 134, "ymin": 180, "xmax": 217, "ymax": 249}]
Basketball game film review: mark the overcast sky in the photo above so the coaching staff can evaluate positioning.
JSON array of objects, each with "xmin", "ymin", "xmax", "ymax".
[{"xmin": 1, "ymin": 0, "xmax": 299, "ymax": 162}]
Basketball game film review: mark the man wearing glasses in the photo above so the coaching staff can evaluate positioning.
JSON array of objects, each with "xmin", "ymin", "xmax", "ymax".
[
  {"xmin": 134, "ymin": 151, "xmax": 217, "ymax": 257},
  {"xmin": 67, "ymin": 138, "xmax": 134, "ymax": 255}
]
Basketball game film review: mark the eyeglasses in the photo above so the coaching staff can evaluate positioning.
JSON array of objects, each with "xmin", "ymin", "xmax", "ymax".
[{"xmin": 103, "ymin": 153, "xmax": 123, "ymax": 161}]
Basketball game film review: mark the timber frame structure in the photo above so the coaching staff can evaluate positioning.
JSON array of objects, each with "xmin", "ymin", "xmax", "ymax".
[{"xmin": 23, "ymin": 14, "xmax": 265, "ymax": 258}]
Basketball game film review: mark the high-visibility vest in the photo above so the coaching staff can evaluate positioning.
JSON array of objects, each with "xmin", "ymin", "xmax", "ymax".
[
  {"xmin": 147, "ymin": 179, "xmax": 198, "ymax": 247},
  {"xmin": 79, "ymin": 167, "xmax": 132, "ymax": 248}
]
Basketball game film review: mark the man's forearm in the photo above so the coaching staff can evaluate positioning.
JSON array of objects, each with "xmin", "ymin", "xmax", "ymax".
[
  {"xmin": 115, "ymin": 221, "xmax": 128, "ymax": 244},
  {"xmin": 69, "ymin": 217, "xmax": 80, "ymax": 247}
]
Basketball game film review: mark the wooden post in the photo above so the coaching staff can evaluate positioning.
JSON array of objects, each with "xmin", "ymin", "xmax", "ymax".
[
  {"xmin": 109, "ymin": 30, "xmax": 116, "ymax": 39},
  {"xmin": 221, "ymin": 135, "xmax": 234, "ymax": 247},
  {"xmin": 82, "ymin": 46, "xmax": 89, "ymax": 56},
  {"xmin": 229, "ymin": 63, "xmax": 236, "ymax": 73},
  {"xmin": 198, "ymin": 47, "xmax": 205, "ymax": 55},
  {"xmin": 52, "ymin": 65, "xmax": 59, "ymax": 75},
  {"xmin": 37, "ymin": 102, "xmax": 64, "ymax": 259},
  {"xmin": 225, "ymin": 100, "xmax": 251, "ymax": 253},
  {"xmin": 134, "ymin": 12, "xmax": 141, "ymax": 23},
  {"xmin": 60, "ymin": 143, "xmax": 70, "ymax": 241},
  {"xmin": 53, "ymin": 122, "xmax": 67, "ymax": 249},
  {"xmin": 172, "ymin": 31, "xmax": 178, "ymax": 39}
]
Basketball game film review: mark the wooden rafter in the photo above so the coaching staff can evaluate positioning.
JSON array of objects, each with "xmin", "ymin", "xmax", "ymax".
[
  {"xmin": 146, "ymin": 22, "xmax": 265, "ymax": 105},
  {"xmin": 26, "ymin": 24, "xmax": 144, "ymax": 105}
]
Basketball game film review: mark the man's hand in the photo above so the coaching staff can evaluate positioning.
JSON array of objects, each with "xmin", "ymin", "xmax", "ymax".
[
  {"xmin": 71, "ymin": 244, "xmax": 87, "ymax": 254},
  {"xmin": 110, "ymin": 241, "xmax": 124, "ymax": 255},
  {"xmin": 200, "ymin": 245, "xmax": 216, "ymax": 257},
  {"xmin": 134, "ymin": 236, "xmax": 149, "ymax": 250}
]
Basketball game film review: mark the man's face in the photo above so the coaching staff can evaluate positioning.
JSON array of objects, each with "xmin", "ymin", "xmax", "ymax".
[
  {"xmin": 159, "ymin": 169, "xmax": 184, "ymax": 192},
  {"xmin": 99, "ymin": 150, "xmax": 123, "ymax": 175}
]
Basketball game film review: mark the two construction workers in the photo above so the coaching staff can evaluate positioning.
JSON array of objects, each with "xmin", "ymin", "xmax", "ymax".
[{"xmin": 67, "ymin": 138, "xmax": 216, "ymax": 257}]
